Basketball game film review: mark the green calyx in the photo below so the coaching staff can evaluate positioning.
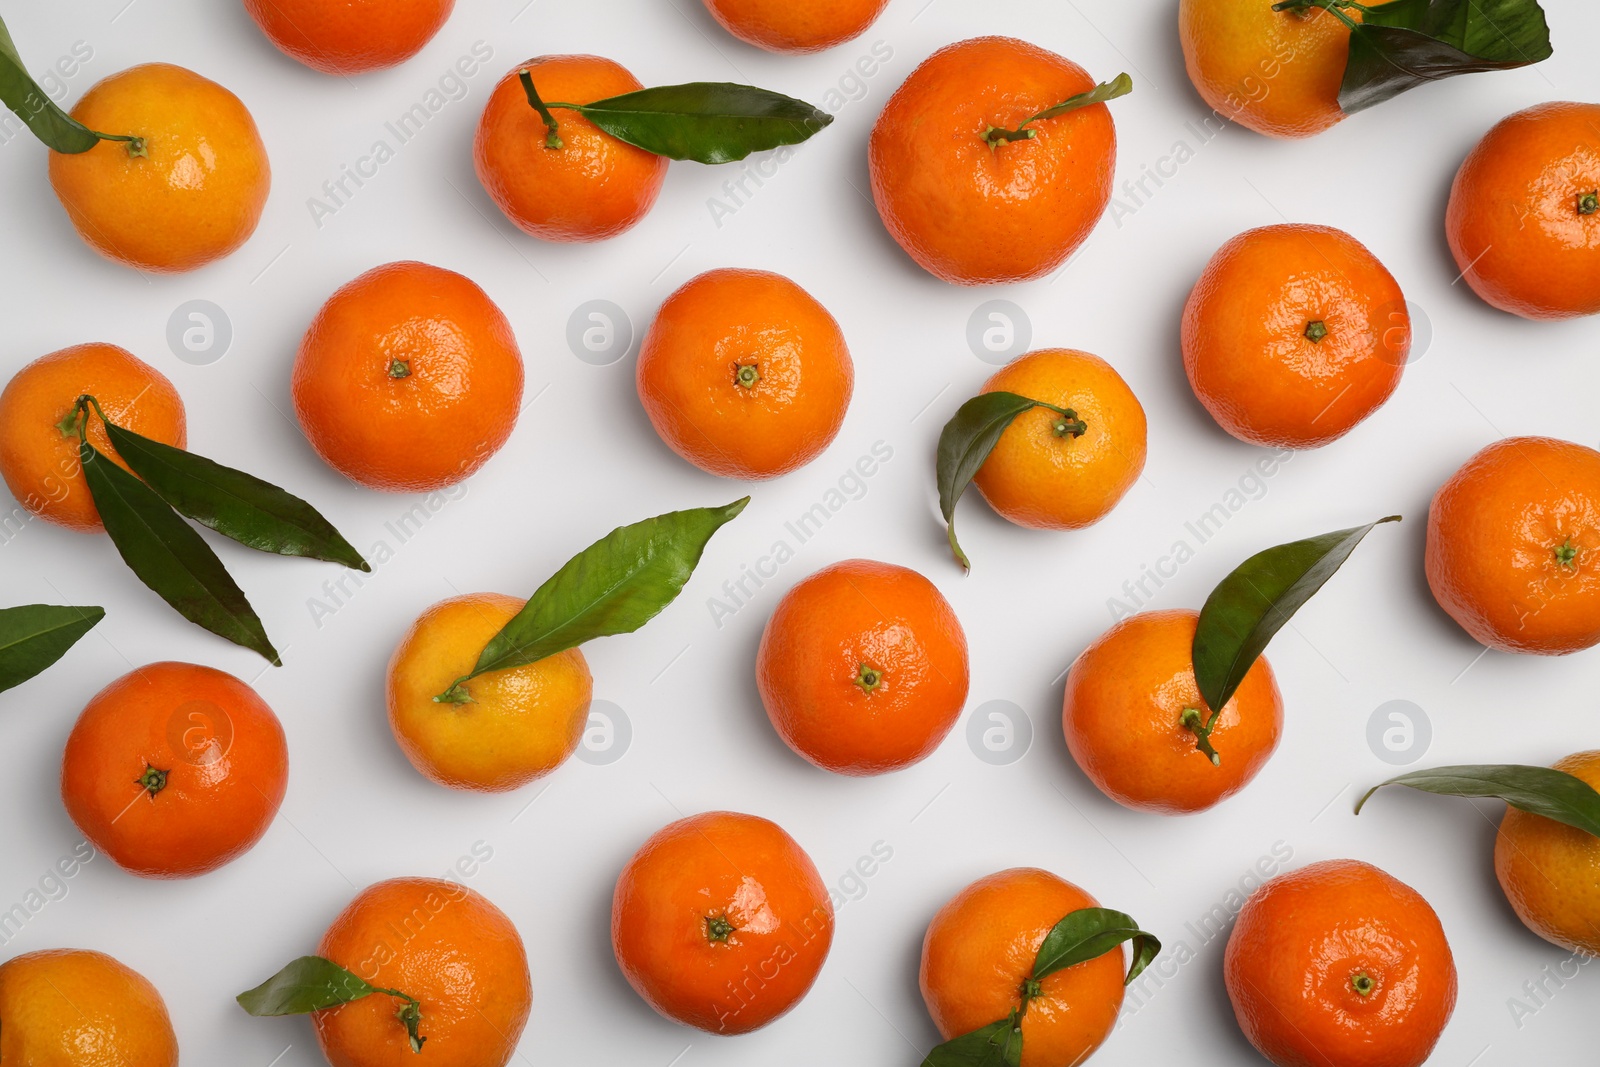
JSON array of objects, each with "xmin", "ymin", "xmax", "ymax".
[
  {"xmin": 1304, "ymin": 320, "xmax": 1329, "ymax": 343},
  {"xmin": 1579, "ymin": 191, "xmax": 1599, "ymax": 216},
  {"xmin": 1051, "ymin": 410, "xmax": 1088, "ymax": 439},
  {"xmin": 1179, "ymin": 706, "xmax": 1222, "ymax": 767},
  {"xmin": 1555, "ymin": 539, "xmax": 1578, "ymax": 568},
  {"xmin": 388, "ymin": 359, "xmax": 412, "ymax": 379},
  {"xmin": 705, "ymin": 914, "xmax": 736, "ymax": 943},
  {"xmin": 1351, "ymin": 972, "xmax": 1375, "ymax": 997},
  {"xmin": 136, "ymin": 764, "xmax": 170, "ymax": 797},
  {"xmin": 853, "ymin": 663, "xmax": 883, "ymax": 694},
  {"xmin": 735, "ymin": 363, "xmax": 761, "ymax": 389}
]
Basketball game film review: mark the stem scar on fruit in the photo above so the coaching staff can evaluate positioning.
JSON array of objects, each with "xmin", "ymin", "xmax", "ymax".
[
  {"xmin": 136, "ymin": 764, "xmax": 170, "ymax": 797},
  {"xmin": 705, "ymin": 914, "xmax": 737, "ymax": 943},
  {"xmin": 981, "ymin": 72, "xmax": 1133, "ymax": 150},
  {"xmin": 734, "ymin": 362, "xmax": 761, "ymax": 389}
]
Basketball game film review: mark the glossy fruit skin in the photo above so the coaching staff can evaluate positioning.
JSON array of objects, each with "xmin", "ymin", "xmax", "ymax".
[
  {"xmin": 1496, "ymin": 751, "xmax": 1600, "ymax": 954},
  {"xmin": 61, "ymin": 661, "xmax": 288, "ymax": 879},
  {"xmin": 973, "ymin": 349, "xmax": 1147, "ymax": 530},
  {"xmin": 475, "ymin": 55, "xmax": 668, "ymax": 242},
  {"xmin": 1225, "ymin": 859, "xmax": 1458, "ymax": 1067},
  {"xmin": 612, "ymin": 811, "xmax": 833, "ymax": 1034},
  {"xmin": 0, "ymin": 343, "xmax": 186, "ymax": 532},
  {"xmin": 921, "ymin": 868, "xmax": 1124, "ymax": 1067},
  {"xmin": 387, "ymin": 593, "xmax": 593, "ymax": 791},
  {"xmin": 48, "ymin": 63, "xmax": 270, "ymax": 273},
  {"xmin": 1425, "ymin": 436, "xmax": 1600, "ymax": 655},
  {"xmin": 1183, "ymin": 224, "xmax": 1408, "ymax": 449},
  {"xmin": 637, "ymin": 269, "xmax": 855, "ymax": 480},
  {"xmin": 1063, "ymin": 609, "xmax": 1282, "ymax": 814},
  {"xmin": 0, "ymin": 948, "xmax": 179, "ymax": 1066},
  {"xmin": 292, "ymin": 261, "xmax": 524, "ymax": 492},
  {"xmin": 244, "ymin": 0, "xmax": 455, "ymax": 74},
  {"xmin": 869, "ymin": 37, "xmax": 1117, "ymax": 285},
  {"xmin": 316, "ymin": 878, "xmax": 532, "ymax": 1067},
  {"xmin": 758, "ymin": 559, "xmax": 970, "ymax": 775},
  {"xmin": 1446, "ymin": 102, "xmax": 1600, "ymax": 320},
  {"xmin": 701, "ymin": 0, "xmax": 890, "ymax": 53},
  {"xmin": 1179, "ymin": 0, "xmax": 1352, "ymax": 139}
]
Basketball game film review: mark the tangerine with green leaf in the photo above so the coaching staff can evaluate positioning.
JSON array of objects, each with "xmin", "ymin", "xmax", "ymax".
[
  {"xmin": 61, "ymin": 661, "xmax": 288, "ymax": 879},
  {"xmin": 243, "ymin": 0, "xmax": 455, "ymax": 74},
  {"xmin": 1495, "ymin": 750, "xmax": 1600, "ymax": 954},
  {"xmin": 48, "ymin": 63, "xmax": 270, "ymax": 272},
  {"xmin": 636, "ymin": 268, "xmax": 854, "ymax": 480},
  {"xmin": 387, "ymin": 593, "xmax": 592, "ymax": 792},
  {"xmin": 1425, "ymin": 436, "xmax": 1600, "ymax": 655},
  {"xmin": 1446, "ymin": 101, "xmax": 1600, "ymax": 320},
  {"xmin": 612, "ymin": 811, "xmax": 833, "ymax": 1034},
  {"xmin": 292, "ymin": 260, "xmax": 524, "ymax": 492},
  {"xmin": 0, "ymin": 948, "xmax": 179, "ymax": 1066},
  {"xmin": 0, "ymin": 342, "xmax": 186, "ymax": 532},
  {"xmin": 701, "ymin": 0, "xmax": 889, "ymax": 53},
  {"xmin": 757, "ymin": 559, "xmax": 970, "ymax": 775},
  {"xmin": 869, "ymin": 37, "xmax": 1127, "ymax": 285},
  {"xmin": 1225, "ymin": 859, "xmax": 1458, "ymax": 1067}
]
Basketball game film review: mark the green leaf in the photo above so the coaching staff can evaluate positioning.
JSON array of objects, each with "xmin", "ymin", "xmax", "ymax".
[
  {"xmin": 1338, "ymin": 0, "xmax": 1553, "ymax": 113},
  {"xmin": 922, "ymin": 1015, "xmax": 1024, "ymax": 1067},
  {"xmin": 0, "ymin": 604, "xmax": 103, "ymax": 694},
  {"xmin": 80, "ymin": 439, "xmax": 280, "ymax": 665},
  {"xmin": 936, "ymin": 392, "xmax": 1055, "ymax": 572},
  {"xmin": 236, "ymin": 956, "xmax": 376, "ymax": 1016},
  {"xmin": 550, "ymin": 82, "xmax": 833, "ymax": 164},
  {"xmin": 443, "ymin": 498, "xmax": 748, "ymax": 698},
  {"xmin": 104, "ymin": 421, "xmax": 368, "ymax": 571},
  {"xmin": 1193, "ymin": 516, "xmax": 1399, "ymax": 714},
  {"xmin": 1032, "ymin": 907, "xmax": 1161, "ymax": 985},
  {"xmin": 1356, "ymin": 764, "xmax": 1600, "ymax": 838},
  {"xmin": 0, "ymin": 16, "xmax": 99, "ymax": 152}
]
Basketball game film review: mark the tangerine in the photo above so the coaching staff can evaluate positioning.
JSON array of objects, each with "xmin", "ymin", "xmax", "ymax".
[
  {"xmin": 1495, "ymin": 750, "xmax": 1600, "ymax": 954},
  {"xmin": 0, "ymin": 948, "xmax": 179, "ymax": 1066},
  {"xmin": 701, "ymin": 0, "xmax": 890, "ymax": 53},
  {"xmin": 244, "ymin": 0, "xmax": 455, "ymax": 74}
]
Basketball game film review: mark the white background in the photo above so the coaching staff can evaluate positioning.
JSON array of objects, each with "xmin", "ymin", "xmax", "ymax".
[{"xmin": 1, "ymin": 0, "xmax": 1596, "ymax": 1063}]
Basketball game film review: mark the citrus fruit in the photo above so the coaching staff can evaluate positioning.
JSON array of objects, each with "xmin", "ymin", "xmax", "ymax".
[
  {"xmin": 701, "ymin": 0, "xmax": 890, "ymax": 53},
  {"xmin": 1446, "ymin": 101, "xmax": 1600, "ymax": 320},
  {"xmin": 1182, "ymin": 223, "xmax": 1409, "ymax": 449},
  {"xmin": 612, "ymin": 810, "xmax": 833, "ymax": 1034},
  {"xmin": 972, "ymin": 348, "xmax": 1147, "ymax": 530},
  {"xmin": 920, "ymin": 868, "xmax": 1124, "ymax": 1067},
  {"xmin": 757, "ymin": 559, "xmax": 970, "ymax": 775},
  {"xmin": 475, "ymin": 55, "xmax": 668, "ymax": 242},
  {"xmin": 0, "ymin": 342, "xmax": 186, "ymax": 532},
  {"xmin": 869, "ymin": 36, "xmax": 1119, "ymax": 285},
  {"xmin": 315, "ymin": 877, "xmax": 532, "ymax": 1067},
  {"xmin": 61, "ymin": 661, "xmax": 288, "ymax": 879},
  {"xmin": 244, "ymin": 0, "xmax": 455, "ymax": 74},
  {"xmin": 387, "ymin": 592, "xmax": 593, "ymax": 791},
  {"xmin": 292, "ymin": 260, "xmax": 524, "ymax": 492},
  {"xmin": 1425, "ymin": 436, "xmax": 1600, "ymax": 655},
  {"xmin": 1495, "ymin": 750, "xmax": 1600, "ymax": 954},
  {"xmin": 48, "ymin": 63, "xmax": 270, "ymax": 273},
  {"xmin": 0, "ymin": 948, "xmax": 179, "ymax": 1065},
  {"xmin": 1225, "ymin": 858, "xmax": 1458, "ymax": 1067},
  {"xmin": 1179, "ymin": 0, "xmax": 1354, "ymax": 138},
  {"xmin": 636, "ymin": 268, "xmax": 854, "ymax": 480},
  {"xmin": 1062, "ymin": 609, "xmax": 1282, "ymax": 814}
]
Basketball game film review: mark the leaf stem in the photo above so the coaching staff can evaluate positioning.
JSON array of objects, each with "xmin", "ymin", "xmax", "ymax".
[
  {"xmin": 1179, "ymin": 706, "xmax": 1223, "ymax": 766},
  {"xmin": 982, "ymin": 73, "xmax": 1133, "ymax": 149},
  {"xmin": 517, "ymin": 70, "xmax": 564, "ymax": 150},
  {"xmin": 1269, "ymin": 0, "xmax": 1365, "ymax": 30}
]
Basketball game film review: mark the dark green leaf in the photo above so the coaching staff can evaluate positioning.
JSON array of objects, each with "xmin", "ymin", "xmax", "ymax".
[
  {"xmin": 922, "ymin": 1015, "xmax": 1023, "ymax": 1067},
  {"xmin": 236, "ymin": 956, "xmax": 375, "ymax": 1015},
  {"xmin": 81, "ymin": 439, "xmax": 279, "ymax": 665},
  {"xmin": 1028, "ymin": 72, "xmax": 1134, "ymax": 125},
  {"xmin": 555, "ymin": 82, "xmax": 832, "ymax": 164},
  {"xmin": 1356, "ymin": 764, "xmax": 1600, "ymax": 838},
  {"xmin": 450, "ymin": 498, "xmax": 748, "ymax": 693},
  {"xmin": 1032, "ymin": 907, "xmax": 1161, "ymax": 985},
  {"xmin": 1339, "ymin": 0, "xmax": 1553, "ymax": 112},
  {"xmin": 0, "ymin": 604, "xmax": 103, "ymax": 694},
  {"xmin": 105, "ymin": 421, "xmax": 368, "ymax": 571},
  {"xmin": 936, "ymin": 392, "xmax": 1043, "ymax": 572},
  {"xmin": 0, "ymin": 16, "xmax": 99, "ymax": 152},
  {"xmin": 1193, "ymin": 516, "xmax": 1399, "ymax": 714}
]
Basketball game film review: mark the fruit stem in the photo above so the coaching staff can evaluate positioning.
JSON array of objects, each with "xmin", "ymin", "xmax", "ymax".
[
  {"xmin": 136, "ymin": 764, "xmax": 169, "ymax": 797},
  {"xmin": 735, "ymin": 363, "xmax": 761, "ymax": 389},
  {"xmin": 370, "ymin": 986, "xmax": 426, "ymax": 1052},
  {"xmin": 1579, "ymin": 191, "xmax": 1599, "ymax": 216},
  {"xmin": 518, "ymin": 70, "xmax": 565, "ymax": 150},
  {"xmin": 433, "ymin": 678, "xmax": 474, "ymax": 705},
  {"xmin": 90, "ymin": 131, "xmax": 147, "ymax": 158},
  {"xmin": 1270, "ymin": 0, "xmax": 1365, "ymax": 29},
  {"xmin": 1304, "ymin": 320, "xmax": 1328, "ymax": 343},
  {"xmin": 1050, "ymin": 408, "xmax": 1088, "ymax": 438},
  {"xmin": 389, "ymin": 359, "xmax": 411, "ymax": 379},
  {"xmin": 1179, "ymin": 706, "xmax": 1222, "ymax": 766},
  {"xmin": 1555, "ymin": 539, "xmax": 1578, "ymax": 568},
  {"xmin": 854, "ymin": 663, "xmax": 884, "ymax": 694},
  {"xmin": 1350, "ymin": 972, "xmax": 1375, "ymax": 997},
  {"xmin": 705, "ymin": 914, "xmax": 736, "ymax": 943},
  {"xmin": 981, "ymin": 73, "xmax": 1133, "ymax": 150}
]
